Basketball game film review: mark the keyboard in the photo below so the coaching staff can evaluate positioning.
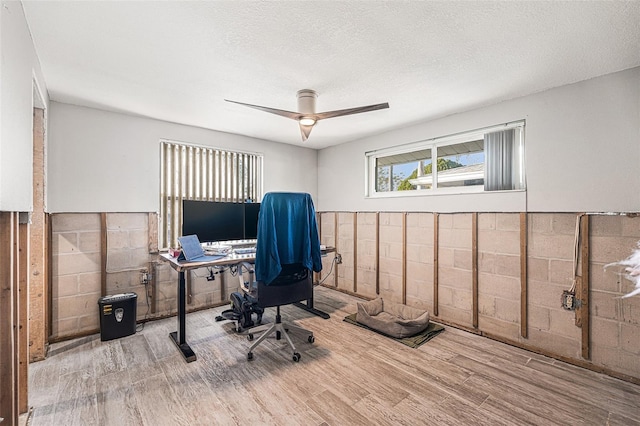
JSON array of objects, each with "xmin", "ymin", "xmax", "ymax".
[{"xmin": 234, "ymin": 247, "xmax": 256, "ymax": 254}]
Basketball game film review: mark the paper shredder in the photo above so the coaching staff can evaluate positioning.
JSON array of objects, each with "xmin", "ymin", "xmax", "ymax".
[{"xmin": 98, "ymin": 292, "xmax": 138, "ymax": 341}]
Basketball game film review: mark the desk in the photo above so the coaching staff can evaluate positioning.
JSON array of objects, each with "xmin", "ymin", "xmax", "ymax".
[{"xmin": 159, "ymin": 247, "xmax": 334, "ymax": 362}]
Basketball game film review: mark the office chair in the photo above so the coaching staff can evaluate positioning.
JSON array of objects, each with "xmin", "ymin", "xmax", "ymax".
[{"xmin": 240, "ymin": 192, "xmax": 323, "ymax": 362}]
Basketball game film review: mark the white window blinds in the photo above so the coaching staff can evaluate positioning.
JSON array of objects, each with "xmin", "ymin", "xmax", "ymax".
[{"xmin": 160, "ymin": 140, "xmax": 263, "ymax": 248}]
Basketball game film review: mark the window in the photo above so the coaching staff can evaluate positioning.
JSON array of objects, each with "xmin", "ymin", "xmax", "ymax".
[
  {"xmin": 365, "ymin": 121, "xmax": 525, "ymax": 197},
  {"xmin": 160, "ymin": 140, "xmax": 263, "ymax": 248}
]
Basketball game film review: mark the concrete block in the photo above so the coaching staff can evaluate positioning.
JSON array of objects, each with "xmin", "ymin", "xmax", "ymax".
[
  {"xmin": 79, "ymin": 231, "xmax": 100, "ymax": 253},
  {"xmin": 591, "ymin": 215, "xmax": 623, "ymax": 237},
  {"xmin": 53, "ymin": 318, "xmax": 79, "ymax": 338},
  {"xmin": 591, "ymin": 317, "xmax": 620, "ymax": 348},
  {"xmin": 453, "ymin": 249, "xmax": 472, "ymax": 270},
  {"xmin": 478, "ymin": 213, "xmax": 496, "ymax": 230},
  {"xmin": 496, "ymin": 213, "xmax": 520, "ymax": 231},
  {"xmin": 437, "ymin": 304, "xmax": 472, "ymax": 327},
  {"xmin": 528, "ymin": 305, "xmax": 550, "ymax": 331},
  {"xmin": 379, "ymin": 225, "xmax": 402, "ymax": 244},
  {"xmin": 338, "ymin": 212, "xmax": 354, "ymax": 225},
  {"xmin": 438, "ymin": 247, "xmax": 454, "ymax": 267},
  {"xmin": 529, "ymin": 214, "xmax": 552, "ymax": 234},
  {"xmin": 379, "ymin": 212, "xmax": 403, "ymax": 227},
  {"xmin": 58, "ymin": 292, "xmax": 102, "ymax": 319},
  {"xmin": 528, "ymin": 257, "xmax": 549, "ymax": 282},
  {"xmin": 438, "ymin": 214, "xmax": 453, "ymax": 229},
  {"xmin": 53, "ymin": 232, "xmax": 79, "ymax": 254},
  {"xmin": 527, "ymin": 280, "xmax": 565, "ymax": 310},
  {"xmin": 478, "ymin": 229, "xmax": 520, "ymax": 255},
  {"xmin": 477, "ymin": 294, "xmax": 496, "ymax": 316},
  {"xmin": 107, "ymin": 212, "xmax": 147, "ymax": 230},
  {"xmin": 129, "ymin": 229, "xmax": 149, "ymax": 249},
  {"xmin": 452, "ymin": 288, "xmax": 473, "ymax": 310},
  {"xmin": 478, "ymin": 273, "xmax": 520, "ymax": 299},
  {"xmin": 57, "ymin": 275, "xmax": 79, "ymax": 297},
  {"xmin": 478, "ymin": 315, "xmax": 520, "ymax": 340},
  {"xmin": 591, "ymin": 236, "xmax": 640, "ymax": 264},
  {"xmin": 591, "ymin": 290, "xmax": 623, "ymax": 321},
  {"xmin": 52, "ymin": 213, "xmax": 100, "ymax": 232},
  {"xmin": 591, "ymin": 345, "xmax": 639, "ymax": 379},
  {"xmin": 494, "ymin": 254, "xmax": 520, "ymax": 278},
  {"xmin": 621, "ymin": 295, "xmax": 640, "ymax": 325},
  {"xmin": 527, "ymin": 328, "xmax": 580, "ymax": 359},
  {"xmin": 439, "ymin": 267, "xmax": 471, "ymax": 290},
  {"xmin": 551, "ymin": 213, "xmax": 579, "ymax": 235},
  {"xmin": 528, "ymin": 233, "xmax": 574, "ymax": 259},
  {"xmin": 56, "ymin": 252, "xmax": 101, "ymax": 276},
  {"xmin": 495, "ymin": 297, "xmax": 520, "ymax": 323},
  {"xmin": 358, "ymin": 212, "xmax": 377, "ymax": 226},
  {"xmin": 78, "ymin": 314, "xmax": 99, "ymax": 332},
  {"xmin": 78, "ymin": 272, "xmax": 101, "ymax": 294},
  {"xmin": 590, "ymin": 261, "xmax": 622, "ymax": 293},
  {"xmin": 620, "ymin": 323, "xmax": 640, "ymax": 353},
  {"xmin": 549, "ymin": 308, "xmax": 581, "ymax": 339},
  {"xmin": 439, "ymin": 228, "xmax": 471, "ymax": 249},
  {"xmin": 549, "ymin": 259, "xmax": 574, "ymax": 287},
  {"xmin": 108, "ymin": 230, "xmax": 130, "ymax": 250},
  {"xmin": 621, "ymin": 215, "xmax": 640, "ymax": 237},
  {"xmin": 478, "ymin": 252, "xmax": 496, "ymax": 274},
  {"xmin": 452, "ymin": 213, "xmax": 472, "ymax": 230}
]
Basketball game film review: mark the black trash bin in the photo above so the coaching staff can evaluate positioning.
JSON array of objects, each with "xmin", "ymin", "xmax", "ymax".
[{"xmin": 98, "ymin": 292, "xmax": 138, "ymax": 341}]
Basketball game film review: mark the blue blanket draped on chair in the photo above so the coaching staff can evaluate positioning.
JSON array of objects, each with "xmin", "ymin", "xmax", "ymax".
[{"xmin": 255, "ymin": 192, "xmax": 323, "ymax": 285}]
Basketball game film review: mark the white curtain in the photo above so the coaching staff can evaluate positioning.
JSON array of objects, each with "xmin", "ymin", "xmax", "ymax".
[{"xmin": 484, "ymin": 129, "xmax": 515, "ymax": 191}]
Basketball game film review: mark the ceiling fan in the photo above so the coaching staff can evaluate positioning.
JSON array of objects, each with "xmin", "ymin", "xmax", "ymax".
[{"xmin": 225, "ymin": 89, "xmax": 389, "ymax": 141}]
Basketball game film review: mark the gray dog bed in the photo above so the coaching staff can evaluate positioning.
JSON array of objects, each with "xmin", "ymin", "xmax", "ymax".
[{"xmin": 356, "ymin": 298, "xmax": 430, "ymax": 338}]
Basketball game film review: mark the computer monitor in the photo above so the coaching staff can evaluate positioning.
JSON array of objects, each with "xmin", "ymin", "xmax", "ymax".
[
  {"xmin": 244, "ymin": 203, "xmax": 261, "ymax": 240},
  {"xmin": 182, "ymin": 200, "xmax": 245, "ymax": 242},
  {"xmin": 182, "ymin": 200, "xmax": 261, "ymax": 242}
]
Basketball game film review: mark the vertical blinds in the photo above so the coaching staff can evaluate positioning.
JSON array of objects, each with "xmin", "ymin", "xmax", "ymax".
[{"xmin": 160, "ymin": 141, "xmax": 263, "ymax": 248}]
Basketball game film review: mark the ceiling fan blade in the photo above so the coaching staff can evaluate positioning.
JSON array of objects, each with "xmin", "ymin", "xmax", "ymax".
[
  {"xmin": 299, "ymin": 123, "xmax": 314, "ymax": 141},
  {"xmin": 225, "ymin": 99, "xmax": 300, "ymax": 120},
  {"xmin": 314, "ymin": 102, "xmax": 389, "ymax": 121}
]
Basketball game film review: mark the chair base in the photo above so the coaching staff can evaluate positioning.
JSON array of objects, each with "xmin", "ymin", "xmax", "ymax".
[{"xmin": 246, "ymin": 320, "xmax": 314, "ymax": 362}]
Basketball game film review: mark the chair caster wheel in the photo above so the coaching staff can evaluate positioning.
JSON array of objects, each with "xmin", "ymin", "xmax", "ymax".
[
  {"xmin": 293, "ymin": 352, "xmax": 301, "ymax": 362},
  {"xmin": 247, "ymin": 352, "xmax": 254, "ymax": 361},
  {"xmin": 308, "ymin": 335, "xmax": 315, "ymax": 343},
  {"xmin": 247, "ymin": 334, "xmax": 254, "ymax": 341},
  {"xmin": 215, "ymin": 315, "xmax": 223, "ymax": 322}
]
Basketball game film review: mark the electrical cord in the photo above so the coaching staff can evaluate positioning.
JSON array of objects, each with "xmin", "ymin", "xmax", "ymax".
[{"xmin": 316, "ymin": 255, "xmax": 338, "ymax": 286}]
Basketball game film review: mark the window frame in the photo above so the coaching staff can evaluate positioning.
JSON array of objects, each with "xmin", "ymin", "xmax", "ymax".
[{"xmin": 365, "ymin": 121, "xmax": 525, "ymax": 198}]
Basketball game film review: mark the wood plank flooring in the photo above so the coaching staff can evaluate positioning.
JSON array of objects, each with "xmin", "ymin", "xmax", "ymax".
[{"xmin": 24, "ymin": 286, "xmax": 640, "ymax": 425}]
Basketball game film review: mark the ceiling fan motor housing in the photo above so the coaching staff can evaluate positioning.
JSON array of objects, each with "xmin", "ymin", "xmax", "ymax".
[{"xmin": 297, "ymin": 89, "xmax": 317, "ymax": 115}]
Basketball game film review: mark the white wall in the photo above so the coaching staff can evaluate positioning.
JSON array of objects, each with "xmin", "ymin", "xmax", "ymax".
[
  {"xmin": 0, "ymin": 1, "xmax": 49, "ymax": 211},
  {"xmin": 317, "ymin": 67, "xmax": 640, "ymax": 213},
  {"xmin": 47, "ymin": 102, "xmax": 318, "ymax": 212}
]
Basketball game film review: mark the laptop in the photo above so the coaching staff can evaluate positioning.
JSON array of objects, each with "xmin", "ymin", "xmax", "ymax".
[{"xmin": 177, "ymin": 235, "xmax": 226, "ymax": 262}]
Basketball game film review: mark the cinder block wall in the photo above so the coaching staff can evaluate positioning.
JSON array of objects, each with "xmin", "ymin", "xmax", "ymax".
[
  {"xmin": 318, "ymin": 211, "xmax": 640, "ymax": 382},
  {"xmin": 50, "ymin": 213, "xmax": 236, "ymax": 341}
]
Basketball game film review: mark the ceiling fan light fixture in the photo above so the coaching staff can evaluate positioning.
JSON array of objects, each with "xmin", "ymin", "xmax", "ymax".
[{"xmin": 299, "ymin": 116, "xmax": 316, "ymax": 126}]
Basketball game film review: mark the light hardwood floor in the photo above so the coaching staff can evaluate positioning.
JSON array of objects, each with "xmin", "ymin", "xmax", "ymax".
[{"xmin": 25, "ymin": 286, "xmax": 640, "ymax": 425}]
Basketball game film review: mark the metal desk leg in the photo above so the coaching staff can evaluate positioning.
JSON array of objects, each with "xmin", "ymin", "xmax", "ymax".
[
  {"xmin": 294, "ymin": 291, "xmax": 330, "ymax": 319},
  {"xmin": 169, "ymin": 270, "xmax": 197, "ymax": 362}
]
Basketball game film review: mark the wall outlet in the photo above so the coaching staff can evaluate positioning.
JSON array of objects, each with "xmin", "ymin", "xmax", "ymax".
[
  {"xmin": 336, "ymin": 254, "xmax": 342, "ymax": 264},
  {"xmin": 140, "ymin": 270, "xmax": 150, "ymax": 285},
  {"xmin": 561, "ymin": 290, "xmax": 576, "ymax": 310}
]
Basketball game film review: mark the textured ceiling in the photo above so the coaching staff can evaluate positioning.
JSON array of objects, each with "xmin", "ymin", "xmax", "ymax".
[{"xmin": 22, "ymin": 1, "xmax": 640, "ymax": 149}]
